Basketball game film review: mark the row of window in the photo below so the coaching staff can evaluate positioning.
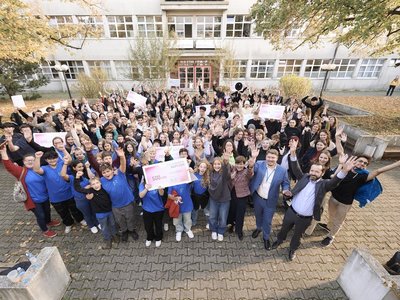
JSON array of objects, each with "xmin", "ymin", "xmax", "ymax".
[
  {"xmin": 48, "ymin": 14, "xmax": 257, "ymax": 39},
  {"xmin": 41, "ymin": 58, "xmax": 386, "ymax": 81}
]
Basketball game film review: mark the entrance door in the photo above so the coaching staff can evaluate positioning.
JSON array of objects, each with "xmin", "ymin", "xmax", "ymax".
[{"xmin": 178, "ymin": 60, "xmax": 212, "ymax": 89}]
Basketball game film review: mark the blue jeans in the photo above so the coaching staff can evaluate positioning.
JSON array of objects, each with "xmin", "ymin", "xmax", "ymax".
[
  {"xmin": 253, "ymin": 192, "xmax": 276, "ymax": 240},
  {"xmin": 208, "ymin": 199, "xmax": 230, "ymax": 235},
  {"xmin": 31, "ymin": 200, "xmax": 51, "ymax": 232},
  {"xmin": 97, "ymin": 213, "xmax": 117, "ymax": 241},
  {"xmin": 75, "ymin": 199, "xmax": 99, "ymax": 228}
]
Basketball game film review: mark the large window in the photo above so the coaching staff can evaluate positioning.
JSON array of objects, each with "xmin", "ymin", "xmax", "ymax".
[
  {"xmin": 168, "ymin": 16, "xmax": 193, "ymax": 38},
  {"xmin": 277, "ymin": 59, "xmax": 302, "ymax": 77},
  {"xmin": 77, "ymin": 16, "xmax": 104, "ymax": 38},
  {"xmin": 114, "ymin": 61, "xmax": 137, "ymax": 80},
  {"xmin": 357, "ymin": 59, "xmax": 385, "ymax": 78},
  {"xmin": 107, "ymin": 16, "xmax": 134, "ymax": 38},
  {"xmin": 39, "ymin": 61, "xmax": 59, "ymax": 80},
  {"xmin": 58, "ymin": 61, "xmax": 85, "ymax": 79},
  {"xmin": 330, "ymin": 59, "xmax": 358, "ymax": 78},
  {"xmin": 304, "ymin": 59, "xmax": 331, "ymax": 78},
  {"xmin": 137, "ymin": 16, "xmax": 163, "ymax": 37},
  {"xmin": 87, "ymin": 61, "xmax": 113, "ymax": 79},
  {"xmin": 49, "ymin": 16, "xmax": 74, "ymax": 28},
  {"xmin": 196, "ymin": 16, "xmax": 221, "ymax": 38},
  {"xmin": 224, "ymin": 60, "xmax": 247, "ymax": 78},
  {"xmin": 250, "ymin": 60, "xmax": 274, "ymax": 78},
  {"xmin": 226, "ymin": 15, "xmax": 252, "ymax": 37}
]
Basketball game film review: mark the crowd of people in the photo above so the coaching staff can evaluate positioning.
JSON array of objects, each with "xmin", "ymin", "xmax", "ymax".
[{"xmin": 1, "ymin": 84, "xmax": 399, "ymax": 260}]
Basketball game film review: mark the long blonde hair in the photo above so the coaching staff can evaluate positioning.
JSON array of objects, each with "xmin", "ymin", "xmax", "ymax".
[{"xmin": 195, "ymin": 159, "xmax": 211, "ymax": 188}]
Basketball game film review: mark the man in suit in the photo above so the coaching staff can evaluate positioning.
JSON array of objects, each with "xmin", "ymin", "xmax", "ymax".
[
  {"xmin": 249, "ymin": 148, "xmax": 291, "ymax": 250},
  {"xmin": 271, "ymin": 139, "xmax": 356, "ymax": 261}
]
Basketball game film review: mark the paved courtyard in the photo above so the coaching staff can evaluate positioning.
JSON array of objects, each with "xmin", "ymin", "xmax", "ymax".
[{"xmin": 0, "ymin": 161, "xmax": 399, "ymax": 299}]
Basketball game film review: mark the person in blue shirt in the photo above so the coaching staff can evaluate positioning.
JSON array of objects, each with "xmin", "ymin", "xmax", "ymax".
[
  {"xmin": 33, "ymin": 150, "xmax": 84, "ymax": 234},
  {"xmin": 60, "ymin": 157, "xmax": 99, "ymax": 234},
  {"xmin": 100, "ymin": 147, "xmax": 139, "ymax": 242},
  {"xmin": 168, "ymin": 182, "xmax": 194, "ymax": 242},
  {"xmin": 191, "ymin": 160, "xmax": 210, "ymax": 227},
  {"xmin": 139, "ymin": 180, "xmax": 165, "ymax": 247}
]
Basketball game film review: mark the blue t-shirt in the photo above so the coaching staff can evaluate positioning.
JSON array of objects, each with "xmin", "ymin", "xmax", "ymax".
[
  {"xmin": 100, "ymin": 169, "xmax": 134, "ymax": 208},
  {"xmin": 69, "ymin": 175, "xmax": 90, "ymax": 201},
  {"xmin": 42, "ymin": 161, "xmax": 73, "ymax": 203},
  {"xmin": 168, "ymin": 183, "xmax": 193, "ymax": 213},
  {"xmin": 192, "ymin": 173, "xmax": 207, "ymax": 195},
  {"xmin": 139, "ymin": 183, "xmax": 164, "ymax": 213},
  {"xmin": 25, "ymin": 169, "xmax": 48, "ymax": 203}
]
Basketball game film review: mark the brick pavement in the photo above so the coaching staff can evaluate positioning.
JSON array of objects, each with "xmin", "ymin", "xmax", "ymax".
[{"xmin": 0, "ymin": 161, "xmax": 399, "ymax": 300}]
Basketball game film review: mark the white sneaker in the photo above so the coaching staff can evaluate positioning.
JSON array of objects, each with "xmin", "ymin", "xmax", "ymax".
[
  {"xmin": 140, "ymin": 211, "xmax": 143, "ymax": 216},
  {"xmin": 155, "ymin": 240, "xmax": 161, "ymax": 247},
  {"xmin": 187, "ymin": 230, "xmax": 194, "ymax": 239},
  {"xmin": 206, "ymin": 223, "xmax": 210, "ymax": 230},
  {"xmin": 211, "ymin": 232, "xmax": 217, "ymax": 240},
  {"xmin": 90, "ymin": 226, "xmax": 98, "ymax": 234},
  {"xmin": 164, "ymin": 223, "xmax": 169, "ymax": 231},
  {"xmin": 65, "ymin": 226, "xmax": 72, "ymax": 234},
  {"xmin": 145, "ymin": 240, "xmax": 151, "ymax": 247},
  {"xmin": 98, "ymin": 224, "xmax": 102, "ymax": 230},
  {"xmin": 176, "ymin": 232, "xmax": 182, "ymax": 242},
  {"xmin": 80, "ymin": 220, "xmax": 87, "ymax": 227},
  {"xmin": 217, "ymin": 234, "xmax": 224, "ymax": 241}
]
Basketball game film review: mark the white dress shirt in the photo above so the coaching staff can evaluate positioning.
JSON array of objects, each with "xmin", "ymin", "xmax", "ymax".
[{"xmin": 257, "ymin": 165, "xmax": 276, "ymax": 199}]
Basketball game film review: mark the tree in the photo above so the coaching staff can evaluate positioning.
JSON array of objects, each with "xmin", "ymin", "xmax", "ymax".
[
  {"xmin": 0, "ymin": 0, "xmax": 101, "ymax": 62},
  {"xmin": 279, "ymin": 75, "xmax": 312, "ymax": 98},
  {"xmin": 128, "ymin": 37, "xmax": 181, "ymax": 89},
  {"xmin": 251, "ymin": 0, "xmax": 400, "ymax": 55},
  {"xmin": 0, "ymin": 60, "xmax": 49, "ymax": 99},
  {"xmin": 75, "ymin": 68, "xmax": 108, "ymax": 98}
]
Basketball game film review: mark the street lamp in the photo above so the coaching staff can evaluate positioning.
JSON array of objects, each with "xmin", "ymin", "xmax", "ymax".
[
  {"xmin": 319, "ymin": 63, "xmax": 337, "ymax": 97},
  {"xmin": 54, "ymin": 64, "xmax": 72, "ymax": 100}
]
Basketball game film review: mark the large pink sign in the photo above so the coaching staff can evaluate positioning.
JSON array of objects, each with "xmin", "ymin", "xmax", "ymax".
[{"xmin": 143, "ymin": 158, "xmax": 191, "ymax": 190}]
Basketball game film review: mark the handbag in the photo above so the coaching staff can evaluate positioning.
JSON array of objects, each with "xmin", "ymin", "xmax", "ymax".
[
  {"xmin": 13, "ymin": 168, "xmax": 27, "ymax": 203},
  {"xmin": 164, "ymin": 190, "xmax": 180, "ymax": 218}
]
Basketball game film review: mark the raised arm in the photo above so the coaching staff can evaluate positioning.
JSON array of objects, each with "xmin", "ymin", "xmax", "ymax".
[
  {"xmin": 288, "ymin": 139, "xmax": 304, "ymax": 180},
  {"xmin": 116, "ymin": 147, "xmax": 126, "ymax": 173},
  {"xmin": 33, "ymin": 151, "xmax": 44, "ymax": 174},
  {"xmin": 60, "ymin": 156, "xmax": 71, "ymax": 181},
  {"xmin": 367, "ymin": 159, "xmax": 400, "ymax": 181}
]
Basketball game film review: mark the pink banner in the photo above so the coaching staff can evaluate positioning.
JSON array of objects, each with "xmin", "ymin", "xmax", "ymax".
[{"xmin": 142, "ymin": 158, "xmax": 191, "ymax": 190}]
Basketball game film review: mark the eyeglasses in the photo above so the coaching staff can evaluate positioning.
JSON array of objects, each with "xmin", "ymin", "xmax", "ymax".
[{"xmin": 358, "ymin": 160, "xmax": 369, "ymax": 165}]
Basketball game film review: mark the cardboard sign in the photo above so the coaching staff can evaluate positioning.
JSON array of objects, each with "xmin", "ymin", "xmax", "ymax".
[
  {"xmin": 126, "ymin": 91, "xmax": 147, "ymax": 108},
  {"xmin": 259, "ymin": 104, "xmax": 286, "ymax": 120},
  {"xmin": 168, "ymin": 78, "xmax": 181, "ymax": 88},
  {"xmin": 11, "ymin": 95, "xmax": 26, "ymax": 108},
  {"xmin": 33, "ymin": 132, "xmax": 67, "ymax": 148}
]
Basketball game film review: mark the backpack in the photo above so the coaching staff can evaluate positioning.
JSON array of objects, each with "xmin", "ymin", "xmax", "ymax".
[{"xmin": 13, "ymin": 168, "xmax": 27, "ymax": 203}]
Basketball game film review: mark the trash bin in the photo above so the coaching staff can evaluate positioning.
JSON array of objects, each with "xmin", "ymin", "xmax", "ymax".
[{"xmin": 363, "ymin": 144, "xmax": 376, "ymax": 157}]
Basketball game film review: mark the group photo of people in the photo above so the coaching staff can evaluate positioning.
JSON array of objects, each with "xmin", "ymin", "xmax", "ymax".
[{"xmin": 1, "ymin": 83, "xmax": 399, "ymax": 261}]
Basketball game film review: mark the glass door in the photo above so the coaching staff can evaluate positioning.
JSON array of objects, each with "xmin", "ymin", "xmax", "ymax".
[{"xmin": 177, "ymin": 60, "xmax": 212, "ymax": 89}]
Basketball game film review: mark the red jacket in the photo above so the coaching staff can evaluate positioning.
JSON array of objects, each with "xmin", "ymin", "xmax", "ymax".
[{"xmin": 2, "ymin": 159, "xmax": 36, "ymax": 211}]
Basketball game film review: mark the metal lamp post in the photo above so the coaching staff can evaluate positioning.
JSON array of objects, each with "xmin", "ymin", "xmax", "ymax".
[
  {"xmin": 319, "ymin": 63, "xmax": 337, "ymax": 97},
  {"xmin": 55, "ymin": 64, "xmax": 72, "ymax": 100}
]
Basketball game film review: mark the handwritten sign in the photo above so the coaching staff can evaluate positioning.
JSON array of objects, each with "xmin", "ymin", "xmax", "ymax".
[
  {"xmin": 33, "ymin": 132, "xmax": 67, "ymax": 148},
  {"xmin": 259, "ymin": 104, "xmax": 286, "ymax": 120},
  {"xmin": 11, "ymin": 95, "xmax": 26, "ymax": 108},
  {"xmin": 143, "ymin": 158, "xmax": 191, "ymax": 190},
  {"xmin": 126, "ymin": 91, "xmax": 147, "ymax": 108}
]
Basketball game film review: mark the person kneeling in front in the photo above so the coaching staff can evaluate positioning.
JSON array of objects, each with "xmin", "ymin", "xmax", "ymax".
[{"xmin": 271, "ymin": 140, "xmax": 356, "ymax": 261}]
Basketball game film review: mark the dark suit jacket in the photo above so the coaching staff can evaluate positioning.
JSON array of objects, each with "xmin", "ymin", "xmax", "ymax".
[{"xmin": 289, "ymin": 156, "xmax": 344, "ymax": 221}]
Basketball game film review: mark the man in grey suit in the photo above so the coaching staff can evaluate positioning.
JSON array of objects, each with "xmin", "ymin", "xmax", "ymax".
[{"xmin": 271, "ymin": 139, "xmax": 356, "ymax": 261}]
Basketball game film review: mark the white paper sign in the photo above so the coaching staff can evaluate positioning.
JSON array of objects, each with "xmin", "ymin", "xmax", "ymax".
[
  {"xmin": 126, "ymin": 91, "xmax": 147, "ymax": 108},
  {"xmin": 195, "ymin": 105, "xmax": 211, "ymax": 116},
  {"xmin": 168, "ymin": 78, "xmax": 180, "ymax": 88},
  {"xmin": 154, "ymin": 146, "xmax": 183, "ymax": 162},
  {"xmin": 259, "ymin": 104, "xmax": 286, "ymax": 120},
  {"xmin": 33, "ymin": 132, "xmax": 67, "ymax": 148},
  {"xmin": 242, "ymin": 113, "xmax": 253, "ymax": 126},
  {"xmin": 11, "ymin": 95, "xmax": 26, "ymax": 108}
]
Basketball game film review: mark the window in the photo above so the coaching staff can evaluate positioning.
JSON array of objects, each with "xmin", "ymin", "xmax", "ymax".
[
  {"xmin": 48, "ymin": 16, "xmax": 75, "ymax": 38},
  {"xmin": 168, "ymin": 16, "xmax": 192, "ymax": 38},
  {"xmin": 304, "ymin": 59, "xmax": 331, "ymax": 78},
  {"xmin": 107, "ymin": 16, "xmax": 134, "ymax": 38},
  {"xmin": 357, "ymin": 59, "xmax": 385, "ymax": 78},
  {"xmin": 114, "ymin": 61, "xmax": 138, "ymax": 80},
  {"xmin": 77, "ymin": 16, "xmax": 104, "ymax": 37},
  {"xmin": 196, "ymin": 16, "xmax": 221, "ymax": 38},
  {"xmin": 330, "ymin": 59, "xmax": 358, "ymax": 78},
  {"xmin": 58, "ymin": 61, "xmax": 85, "ymax": 79},
  {"xmin": 40, "ymin": 61, "xmax": 60, "ymax": 80},
  {"xmin": 226, "ymin": 15, "xmax": 252, "ymax": 37},
  {"xmin": 277, "ymin": 59, "xmax": 302, "ymax": 77},
  {"xmin": 224, "ymin": 60, "xmax": 247, "ymax": 78},
  {"xmin": 250, "ymin": 60, "xmax": 274, "ymax": 78},
  {"xmin": 137, "ymin": 16, "xmax": 163, "ymax": 37},
  {"xmin": 87, "ymin": 61, "xmax": 113, "ymax": 79}
]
